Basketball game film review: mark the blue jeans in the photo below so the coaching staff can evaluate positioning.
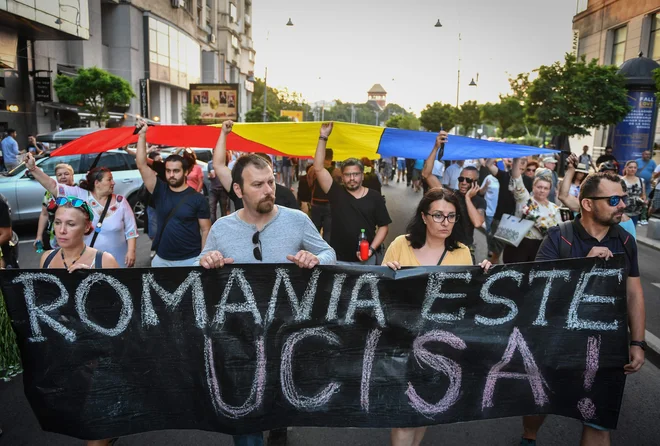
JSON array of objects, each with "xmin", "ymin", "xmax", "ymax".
[
  {"xmin": 485, "ymin": 215, "xmax": 494, "ymax": 233},
  {"xmin": 233, "ymin": 433, "xmax": 264, "ymax": 446},
  {"xmin": 147, "ymin": 206, "xmax": 158, "ymax": 240}
]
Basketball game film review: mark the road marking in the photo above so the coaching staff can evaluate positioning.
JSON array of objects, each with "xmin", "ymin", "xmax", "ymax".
[
  {"xmin": 18, "ymin": 240, "xmax": 35, "ymax": 245},
  {"xmin": 646, "ymin": 330, "xmax": 660, "ymax": 356},
  {"xmin": 652, "ymin": 283, "xmax": 660, "ymax": 290}
]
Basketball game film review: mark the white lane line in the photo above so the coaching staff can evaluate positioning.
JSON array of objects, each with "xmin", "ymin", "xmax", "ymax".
[
  {"xmin": 18, "ymin": 240, "xmax": 35, "ymax": 245},
  {"xmin": 646, "ymin": 330, "xmax": 660, "ymax": 356},
  {"xmin": 653, "ymin": 283, "xmax": 660, "ymax": 289}
]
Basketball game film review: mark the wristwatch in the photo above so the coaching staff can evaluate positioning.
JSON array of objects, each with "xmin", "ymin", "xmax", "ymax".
[
  {"xmin": 630, "ymin": 340, "xmax": 647, "ymax": 351},
  {"xmin": 369, "ymin": 247, "xmax": 375, "ymax": 257}
]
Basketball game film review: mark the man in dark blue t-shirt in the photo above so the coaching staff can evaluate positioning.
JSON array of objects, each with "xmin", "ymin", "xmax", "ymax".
[
  {"xmin": 135, "ymin": 119, "xmax": 211, "ymax": 266},
  {"xmin": 520, "ymin": 172, "xmax": 646, "ymax": 446}
]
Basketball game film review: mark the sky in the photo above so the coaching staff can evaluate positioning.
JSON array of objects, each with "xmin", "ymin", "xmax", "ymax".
[{"xmin": 251, "ymin": 0, "xmax": 578, "ymax": 115}]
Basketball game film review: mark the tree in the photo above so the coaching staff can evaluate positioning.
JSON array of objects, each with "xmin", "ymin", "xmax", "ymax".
[
  {"xmin": 481, "ymin": 96, "xmax": 525, "ymax": 137},
  {"xmin": 385, "ymin": 114, "xmax": 403, "ymax": 128},
  {"xmin": 455, "ymin": 100, "xmax": 481, "ymax": 135},
  {"xmin": 399, "ymin": 114, "xmax": 421, "ymax": 130},
  {"xmin": 54, "ymin": 67, "xmax": 135, "ymax": 127},
  {"xmin": 420, "ymin": 102, "xmax": 456, "ymax": 132},
  {"xmin": 181, "ymin": 104, "xmax": 201, "ymax": 125},
  {"xmin": 523, "ymin": 54, "xmax": 631, "ymax": 143},
  {"xmin": 245, "ymin": 105, "xmax": 292, "ymax": 123}
]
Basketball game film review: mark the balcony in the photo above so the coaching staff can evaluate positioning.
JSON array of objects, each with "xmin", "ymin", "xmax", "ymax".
[
  {"xmin": 244, "ymin": 14, "xmax": 251, "ymax": 27},
  {"xmin": 242, "ymin": 36, "xmax": 253, "ymax": 50}
]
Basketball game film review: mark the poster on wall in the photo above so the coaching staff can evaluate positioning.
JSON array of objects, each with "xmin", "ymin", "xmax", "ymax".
[
  {"xmin": 611, "ymin": 90, "xmax": 658, "ymax": 162},
  {"xmin": 190, "ymin": 83, "xmax": 239, "ymax": 124}
]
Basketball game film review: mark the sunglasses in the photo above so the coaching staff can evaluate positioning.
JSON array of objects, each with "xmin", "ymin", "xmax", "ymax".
[
  {"xmin": 457, "ymin": 177, "xmax": 474, "ymax": 184},
  {"xmin": 252, "ymin": 231, "xmax": 263, "ymax": 261},
  {"xmin": 585, "ymin": 195, "xmax": 629, "ymax": 207},
  {"xmin": 54, "ymin": 196, "xmax": 94, "ymax": 221}
]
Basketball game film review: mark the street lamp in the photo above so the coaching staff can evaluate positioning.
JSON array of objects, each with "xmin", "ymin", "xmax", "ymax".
[
  {"xmin": 286, "ymin": 18, "xmax": 294, "ymax": 26},
  {"xmin": 435, "ymin": 19, "xmax": 442, "ymax": 27},
  {"xmin": 55, "ymin": 1, "xmax": 81, "ymax": 36}
]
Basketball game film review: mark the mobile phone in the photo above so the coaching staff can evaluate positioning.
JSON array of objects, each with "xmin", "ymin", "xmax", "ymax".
[
  {"xmin": 559, "ymin": 207, "xmax": 575, "ymax": 222},
  {"xmin": 437, "ymin": 125, "xmax": 445, "ymax": 161}
]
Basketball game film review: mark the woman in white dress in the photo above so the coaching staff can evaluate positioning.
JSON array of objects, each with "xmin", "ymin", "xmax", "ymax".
[{"xmin": 25, "ymin": 153, "xmax": 138, "ymax": 267}]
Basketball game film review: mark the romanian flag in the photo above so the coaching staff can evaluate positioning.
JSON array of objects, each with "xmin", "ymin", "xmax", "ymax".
[{"xmin": 51, "ymin": 122, "xmax": 558, "ymax": 160}]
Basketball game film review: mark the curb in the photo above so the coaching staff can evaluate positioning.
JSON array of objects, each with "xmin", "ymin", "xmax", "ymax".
[
  {"xmin": 645, "ymin": 330, "xmax": 660, "ymax": 368},
  {"xmin": 635, "ymin": 236, "xmax": 660, "ymax": 252}
]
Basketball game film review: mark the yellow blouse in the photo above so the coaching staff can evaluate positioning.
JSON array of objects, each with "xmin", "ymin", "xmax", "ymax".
[{"xmin": 382, "ymin": 235, "xmax": 473, "ymax": 267}]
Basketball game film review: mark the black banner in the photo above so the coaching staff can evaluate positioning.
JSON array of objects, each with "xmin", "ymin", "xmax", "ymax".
[
  {"xmin": 33, "ymin": 77, "xmax": 52, "ymax": 102},
  {"xmin": 0, "ymin": 257, "xmax": 628, "ymax": 440}
]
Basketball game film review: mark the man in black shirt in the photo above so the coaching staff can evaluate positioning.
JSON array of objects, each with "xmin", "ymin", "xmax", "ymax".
[
  {"xmin": 486, "ymin": 157, "xmax": 534, "ymax": 264},
  {"xmin": 596, "ymin": 145, "xmax": 618, "ymax": 169},
  {"xmin": 313, "ymin": 123, "xmax": 391, "ymax": 263},
  {"xmin": 212, "ymin": 122, "xmax": 298, "ymax": 212},
  {"xmin": 307, "ymin": 149, "xmax": 338, "ymax": 242},
  {"xmin": 422, "ymin": 134, "xmax": 486, "ymax": 255}
]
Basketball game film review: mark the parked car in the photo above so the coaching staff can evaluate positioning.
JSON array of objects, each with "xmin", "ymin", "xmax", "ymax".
[
  {"xmin": 36, "ymin": 127, "xmax": 100, "ymax": 151},
  {"xmin": 0, "ymin": 150, "xmax": 146, "ymax": 226}
]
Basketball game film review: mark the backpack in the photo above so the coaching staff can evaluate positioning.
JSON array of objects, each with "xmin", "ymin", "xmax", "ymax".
[{"xmin": 557, "ymin": 220, "xmax": 633, "ymax": 260}]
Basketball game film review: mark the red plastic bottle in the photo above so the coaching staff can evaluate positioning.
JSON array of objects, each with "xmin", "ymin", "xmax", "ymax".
[{"xmin": 359, "ymin": 229, "xmax": 370, "ymax": 261}]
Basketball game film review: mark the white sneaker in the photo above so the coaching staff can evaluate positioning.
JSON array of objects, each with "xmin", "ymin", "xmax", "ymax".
[{"xmin": 641, "ymin": 220, "xmax": 648, "ymax": 225}]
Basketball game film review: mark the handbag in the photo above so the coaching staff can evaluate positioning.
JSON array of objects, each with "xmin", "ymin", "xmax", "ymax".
[{"xmin": 493, "ymin": 213, "xmax": 535, "ymax": 247}]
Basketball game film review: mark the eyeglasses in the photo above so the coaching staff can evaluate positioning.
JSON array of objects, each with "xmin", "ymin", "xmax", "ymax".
[
  {"xmin": 424, "ymin": 212, "xmax": 459, "ymax": 224},
  {"xmin": 252, "ymin": 231, "xmax": 263, "ymax": 261},
  {"xmin": 343, "ymin": 172, "xmax": 362, "ymax": 178},
  {"xmin": 457, "ymin": 177, "xmax": 474, "ymax": 184},
  {"xmin": 585, "ymin": 195, "xmax": 629, "ymax": 207},
  {"xmin": 526, "ymin": 168, "xmax": 536, "ymax": 172},
  {"xmin": 54, "ymin": 196, "xmax": 94, "ymax": 221}
]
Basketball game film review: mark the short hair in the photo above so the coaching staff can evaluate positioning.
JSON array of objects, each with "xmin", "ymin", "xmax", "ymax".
[
  {"xmin": 231, "ymin": 154, "xmax": 271, "ymax": 189},
  {"xmin": 147, "ymin": 151, "xmax": 161, "ymax": 161},
  {"xmin": 578, "ymin": 172, "xmax": 623, "ymax": 206},
  {"xmin": 406, "ymin": 187, "xmax": 461, "ymax": 251},
  {"xmin": 6, "ymin": 128, "xmax": 15, "ymax": 135},
  {"xmin": 164, "ymin": 154, "xmax": 190, "ymax": 172},
  {"xmin": 461, "ymin": 166, "xmax": 478, "ymax": 175},
  {"xmin": 254, "ymin": 153, "xmax": 274, "ymax": 166},
  {"xmin": 325, "ymin": 148, "xmax": 334, "ymax": 161},
  {"xmin": 605, "ymin": 146, "xmax": 613, "ymax": 151},
  {"xmin": 341, "ymin": 158, "xmax": 364, "ymax": 173},
  {"xmin": 54, "ymin": 163, "xmax": 74, "ymax": 176}
]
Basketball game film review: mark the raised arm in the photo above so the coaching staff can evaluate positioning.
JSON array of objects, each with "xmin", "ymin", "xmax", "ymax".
[
  {"xmin": 212, "ymin": 120, "xmax": 234, "ymax": 192},
  {"xmin": 123, "ymin": 146, "xmax": 154, "ymax": 166},
  {"xmin": 312, "ymin": 123, "xmax": 334, "ymax": 194},
  {"xmin": 558, "ymin": 153, "xmax": 580, "ymax": 212},
  {"xmin": 421, "ymin": 131, "xmax": 447, "ymax": 189},
  {"xmin": 135, "ymin": 119, "xmax": 157, "ymax": 193},
  {"xmin": 485, "ymin": 158, "xmax": 498, "ymax": 176},
  {"xmin": 25, "ymin": 153, "xmax": 57, "ymax": 196}
]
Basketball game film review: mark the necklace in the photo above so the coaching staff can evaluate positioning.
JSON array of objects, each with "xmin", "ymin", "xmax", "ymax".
[{"xmin": 61, "ymin": 245, "xmax": 87, "ymax": 269}]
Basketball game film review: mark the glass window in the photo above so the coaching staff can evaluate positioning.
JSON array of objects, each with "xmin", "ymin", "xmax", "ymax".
[
  {"xmin": 231, "ymin": 35, "xmax": 239, "ymax": 48},
  {"xmin": 230, "ymin": 3, "xmax": 237, "ymax": 22},
  {"xmin": 39, "ymin": 156, "xmax": 82, "ymax": 176},
  {"xmin": 146, "ymin": 16, "xmax": 200, "ymax": 89},
  {"xmin": 97, "ymin": 153, "xmax": 130, "ymax": 172},
  {"xmin": 611, "ymin": 26, "xmax": 627, "ymax": 66},
  {"xmin": 651, "ymin": 15, "xmax": 660, "ymax": 61}
]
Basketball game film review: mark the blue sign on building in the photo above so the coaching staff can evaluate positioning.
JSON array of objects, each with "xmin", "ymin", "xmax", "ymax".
[{"xmin": 612, "ymin": 90, "xmax": 658, "ymax": 163}]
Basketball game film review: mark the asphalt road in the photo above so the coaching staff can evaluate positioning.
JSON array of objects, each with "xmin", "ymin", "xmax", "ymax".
[{"xmin": 3, "ymin": 179, "xmax": 660, "ymax": 445}]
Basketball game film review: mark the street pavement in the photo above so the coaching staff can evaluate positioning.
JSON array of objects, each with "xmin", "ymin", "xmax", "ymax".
[{"xmin": 3, "ymin": 179, "xmax": 660, "ymax": 445}]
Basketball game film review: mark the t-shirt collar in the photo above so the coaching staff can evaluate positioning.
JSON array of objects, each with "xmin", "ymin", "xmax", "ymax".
[{"xmin": 574, "ymin": 216, "xmax": 618, "ymax": 242}]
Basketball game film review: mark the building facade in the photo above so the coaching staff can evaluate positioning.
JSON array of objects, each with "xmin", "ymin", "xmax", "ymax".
[
  {"xmin": 572, "ymin": 0, "xmax": 660, "ymax": 150},
  {"xmin": 1, "ymin": 0, "xmax": 255, "ymax": 141}
]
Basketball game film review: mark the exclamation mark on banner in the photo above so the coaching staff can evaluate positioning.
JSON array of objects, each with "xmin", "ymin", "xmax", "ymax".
[{"xmin": 577, "ymin": 335, "xmax": 600, "ymax": 420}]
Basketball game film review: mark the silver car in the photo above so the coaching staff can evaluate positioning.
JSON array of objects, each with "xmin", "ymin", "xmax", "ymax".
[{"xmin": 0, "ymin": 150, "xmax": 145, "ymax": 225}]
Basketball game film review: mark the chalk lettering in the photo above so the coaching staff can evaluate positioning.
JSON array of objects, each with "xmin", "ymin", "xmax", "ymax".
[
  {"xmin": 566, "ymin": 268, "xmax": 623, "ymax": 331},
  {"xmin": 212, "ymin": 268, "xmax": 262, "ymax": 326},
  {"xmin": 360, "ymin": 329, "xmax": 382, "ymax": 412},
  {"xmin": 75, "ymin": 273, "xmax": 133, "ymax": 337},
  {"xmin": 266, "ymin": 268, "xmax": 321, "ymax": 325},
  {"xmin": 422, "ymin": 272, "xmax": 472, "ymax": 323},
  {"xmin": 482, "ymin": 327, "xmax": 548, "ymax": 409},
  {"xmin": 326, "ymin": 273, "xmax": 347, "ymax": 321},
  {"xmin": 204, "ymin": 335, "xmax": 266, "ymax": 418},
  {"xmin": 13, "ymin": 273, "xmax": 76, "ymax": 342},
  {"xmin": 281, "ymin": 328, "xmax": 342, "ymax": 410},
  {"xmin": 406, "ymin": 330, "xmax": 466, "ymax": 415},
  {"xmin": 141, "ymin": 271, "xmax": 207, "ymax": 329},
  {"xmin": 344, "ymin": 274, "xmax": 386, "ymax": 327},
  {"xmin": 529, "ymin": 269, "xmax": 571, "ymax": 326},
  {"xmin": 475, "ymin": 270, "xmax": 522, "ymax": 326}
]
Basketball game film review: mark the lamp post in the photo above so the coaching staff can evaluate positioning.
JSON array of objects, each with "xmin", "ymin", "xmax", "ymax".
[
  {"xmin": 55, "ymin": 1, "xmax": 81, "ymax": 36},
  {"xmin": 263, "ymin": 19, "xmax": 294, "ymax": 122},
  {"xmin": 435, "ymin": 21, "xmax": 462, "ymax": 134}
]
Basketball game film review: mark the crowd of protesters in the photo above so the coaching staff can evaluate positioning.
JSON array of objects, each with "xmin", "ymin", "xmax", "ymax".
[{"xmin": 0, "ymin": 121, "xmax": 652, "ymax": 446}]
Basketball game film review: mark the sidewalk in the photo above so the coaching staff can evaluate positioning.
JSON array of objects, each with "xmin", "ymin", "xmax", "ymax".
[{"xmin": 636, "ymin": 222, "xmax": 660, "ymax": 251}]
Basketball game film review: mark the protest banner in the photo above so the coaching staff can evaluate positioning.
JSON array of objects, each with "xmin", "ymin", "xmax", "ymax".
[{"xmin": 0, "ymin": 257, "xmax": 628, "ymax": 440}]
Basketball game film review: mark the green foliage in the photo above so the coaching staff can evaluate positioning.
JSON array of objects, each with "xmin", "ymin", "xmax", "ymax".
[
  {"xmin": 251, "ymin": 78, "xmax": 306, "ymax": 115},
  {"xmin": 455, "ymin": 100, "xmax": 481, "ymax": 135},
  {"xmin": 481, "ymin": 96, "xmax": 525, "ymax": 137},
  {"xmin": 181, "ymin": 104, "xmax": 201, "ymax": 125},
  {"xmin": 54, "ymin": 67, "xmax": 135, "ymax": 127},
  {"xmin": 245, "ymin": 105, "xmax": 292, "ymax": 123},
  {"xmin": 419, "ymin": 102, "xmax": 456, "ymax": 132},
  {"xmin": 385, "ymin": 114, "xmax": 403, "ymax": 128},
  {"xmin": 653, "ymin": 68, "xmax": 660, "ymax": 99},
  {"xmin": 399, "ymin": 114, "xmax": 421, "ymax": 130},
  {"xmin": 523, "ymin": 53, "xmax": 631, "ymax": 138}
]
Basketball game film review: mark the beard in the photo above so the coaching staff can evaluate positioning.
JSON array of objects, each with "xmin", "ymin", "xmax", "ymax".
[
  {"xmin": 168, "ymin": 176, "xmax": 185, "ymax": 188},
  {"xmin": 256, "ymin": 197, "xmax": 275, "ymax": 214},
  {"xmin": 345, "ymin": 181, "xmax": 360, "ymax": 191},
  {"xmin": 594, "ymin": 209, "xmax": 623, "ymax": 226}
]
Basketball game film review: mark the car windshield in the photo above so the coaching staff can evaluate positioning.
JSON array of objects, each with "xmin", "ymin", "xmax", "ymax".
[{"xmin": 5, "ymin": 162, "xmax": 28, "ymax": 177}]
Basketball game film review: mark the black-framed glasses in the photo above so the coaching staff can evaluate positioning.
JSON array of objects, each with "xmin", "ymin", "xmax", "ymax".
[
  {"xmin": 252, "ymin": 231, "xmax": 263, "ymax": 261},
  {"xmin": 343, "ymin": 172, "xmax": 362, "ymax": 178},
  {"xmin": 424, "ymin": 212, "xmax": 459, "ymax": 223},
  {"xmin": 457, "ymin": 176, "xmax": 474, "ymax": 184},
  {"xmin": 585, "ymin": 195, "xmax": 629, "ymax": 207}
]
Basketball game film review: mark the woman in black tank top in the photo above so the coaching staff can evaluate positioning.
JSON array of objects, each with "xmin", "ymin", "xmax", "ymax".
[{"xmin": 38, "ymin": 197, "xmax": 119, "ymax": 446}]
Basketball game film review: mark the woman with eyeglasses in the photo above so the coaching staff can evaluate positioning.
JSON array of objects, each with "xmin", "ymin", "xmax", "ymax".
[
  {"xmin": 382, "ymin": 187, "xmax": 490, "ymax": 446},
  {"xmin": 622, "ymin": 160, "xmax": 646, "ymax": 226},
  {"xmin": 505, "ymin": 158, "xmax": 562, "ymax": 264},
  {"xmin": 39, "ymin": 196, "xmax": 119, "ymax": 446},
  {"xmin": 25, "ymin": 153, "xmax": 138, "ymax": 268}
]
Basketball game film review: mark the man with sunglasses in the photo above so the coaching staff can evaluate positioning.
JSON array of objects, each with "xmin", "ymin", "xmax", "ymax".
[
  {"xmin": 422, "ymin": 133, "xmax": 486, "ymax": 257},
  {"xmin": 312, "ymin": 123, "xmax": 391, "ymax": 264},
  {"xmin": 520, "ymin": 171, "xmax": 646, "ymax": 446}
]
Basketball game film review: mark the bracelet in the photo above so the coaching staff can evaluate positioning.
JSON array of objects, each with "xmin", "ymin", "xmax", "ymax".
[{"xmin": 319, "ymin": 136, "xmax": 328, "ymax": 141}]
